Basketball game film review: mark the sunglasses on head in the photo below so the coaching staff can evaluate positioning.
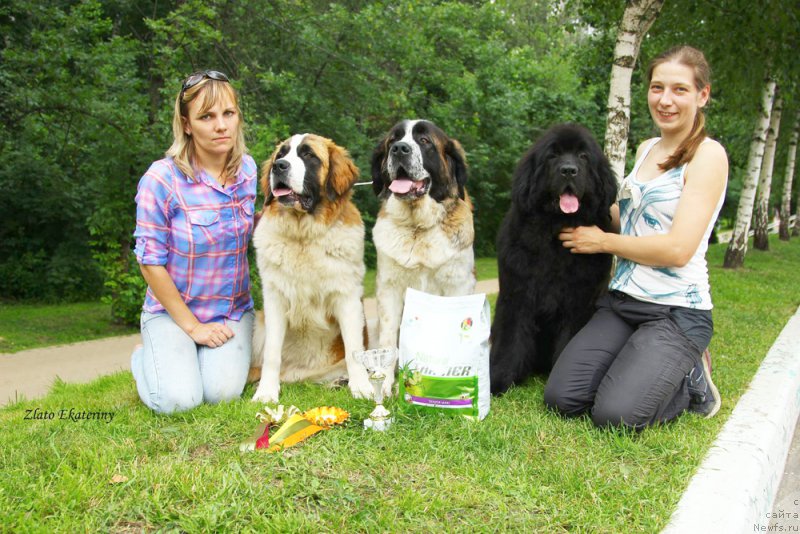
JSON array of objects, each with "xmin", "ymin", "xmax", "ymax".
[{"xmin": 180, "ymin": 70, "xmax": 230, "ymax": 99}]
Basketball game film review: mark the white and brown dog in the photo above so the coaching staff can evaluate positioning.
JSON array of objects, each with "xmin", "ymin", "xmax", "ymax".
[
  {"xmin": 250, "ymin": 134, "xmax": 371, "ymax": 403},
  {"xmin": 371, "ymin": 119, "xmax": 476, "ymax": 354}
]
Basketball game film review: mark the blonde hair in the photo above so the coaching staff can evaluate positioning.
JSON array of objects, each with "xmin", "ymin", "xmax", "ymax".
[
  {"xmin": 646, "ymin": 45, "xmax": 711, "ymax": 171},
  {"xmin": 166, "ymin": 76, "xmax": 246, "ymax": 181}
]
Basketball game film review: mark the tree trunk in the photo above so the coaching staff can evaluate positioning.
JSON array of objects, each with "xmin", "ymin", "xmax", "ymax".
[
  {"xmin": 723, "ymin": 76, "xmax": 777, "ymax": 268},
  {"xmin": 794, "ymin": 190, "xmax": 800, "ymax": 236},
  {"xmin": 795, "ymin": 177, "xmax": 800, "ymax": 236},
  {"xmin": 753, "ymin": 94, "xmax": 782, "ymax": 250},
  {"xmin": 780, "ymin": 111, "xmax": 799, "ymax": 240},
  {"xmin": 603, "ymin": 0, "xmax": 665, "ymax": 184}
]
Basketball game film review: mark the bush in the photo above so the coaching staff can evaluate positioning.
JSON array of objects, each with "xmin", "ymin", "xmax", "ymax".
[
  {"xmin": 93, "ymin": 243, "xmax": 146, "ymax": 326},
  {"xmin": 0, "ymin": 247, "xmax": 103, "ymax": 303}
]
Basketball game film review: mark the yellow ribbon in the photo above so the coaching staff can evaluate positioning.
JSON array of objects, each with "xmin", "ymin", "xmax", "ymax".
[{"xmin": 241, "ymin": 406, "xmax": 349, "ymax": 453}]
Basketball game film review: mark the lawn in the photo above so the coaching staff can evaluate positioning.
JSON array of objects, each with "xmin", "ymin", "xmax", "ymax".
[
  {"xmin": 1, "ymin": 238, "xmax": 798, "ymax": 531},
  {"xmin": 0, "ymin": 302, "xmax": 138, "ymax": 353}
]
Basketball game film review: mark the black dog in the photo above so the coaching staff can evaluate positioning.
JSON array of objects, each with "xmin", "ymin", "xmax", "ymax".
[{"xmin": 490, "ymin": 123, "xmax": 617, "ymax": 394}]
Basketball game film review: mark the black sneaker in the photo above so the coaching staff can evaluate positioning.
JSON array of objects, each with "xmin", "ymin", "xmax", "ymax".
[{"xmin": 688, "ymin": 348, "xmax": 721, "ymax": 418}]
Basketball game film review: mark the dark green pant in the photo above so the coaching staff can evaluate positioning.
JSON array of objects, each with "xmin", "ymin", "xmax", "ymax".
[{"xmin": 543, "ymin": 291, "xmax": 713, "ymax": 430}]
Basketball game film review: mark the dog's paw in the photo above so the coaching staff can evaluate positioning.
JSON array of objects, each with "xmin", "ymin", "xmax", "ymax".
[
  {"xmin": 251, "ymin": 383, "xmax": 280, "ymax": 404},
  {"xmin": 348, "ymin": 375, "xmax": 373, "ymax": 399}
]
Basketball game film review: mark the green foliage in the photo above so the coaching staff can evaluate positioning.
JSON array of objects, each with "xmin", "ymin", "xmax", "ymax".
[
  {"xmin": 93, "ymin": 242, "xmax": 148, "ymax": 325},
  {"xmin": 1, "ymin": 0, "xmax": 603, "ymax": 312},
  {"xmin": 0, "ymin": 0, "xmax": 154, "ymax": 305},
  {"xmin": 5, "ymin": 0, "xmax": 796, "ymax": 316}
]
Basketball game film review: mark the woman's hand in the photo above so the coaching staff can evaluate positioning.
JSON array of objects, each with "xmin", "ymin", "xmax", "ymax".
[
  {"xmin": 187, "ymin": 321, "xmax": 235, "ymax": 348},
  {"xmin": 139, "ymin": 264, "xmax": 235, "ymax": 348},
  {"xmin": 559, "ymin": 226, "xmax": 608, "ymax": 254}
]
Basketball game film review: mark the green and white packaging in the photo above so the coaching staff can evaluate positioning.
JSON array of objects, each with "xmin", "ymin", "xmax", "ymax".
[{"xmin": 398, "ymin": 288, "xmax": 491, "ymax": 420}]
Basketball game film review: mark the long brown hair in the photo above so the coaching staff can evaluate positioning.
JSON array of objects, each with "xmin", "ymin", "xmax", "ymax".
[
  {"xmin": 646, "ymin": 46, "xmax": 711, "ymax": 170},
  {"xmin": 166, "ymin": 77, "xmax": 246, "ymax": 182}
]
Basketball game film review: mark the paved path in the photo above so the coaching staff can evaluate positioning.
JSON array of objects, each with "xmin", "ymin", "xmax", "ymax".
[
  {"xmin": 770, "ymin": 415, "xmax": 800, "ymax": 531},
  {"xmin": 0, "ymin": 279, "xmax": 499, "ymax": 406}
]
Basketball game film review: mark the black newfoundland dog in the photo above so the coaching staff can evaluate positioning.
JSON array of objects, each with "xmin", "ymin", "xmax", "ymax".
[{"xmin": 490, "ymin": 123, "xmax": 617, "ymax": 395}]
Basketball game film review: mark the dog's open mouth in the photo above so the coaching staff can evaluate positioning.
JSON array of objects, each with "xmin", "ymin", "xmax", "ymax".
[
  {"xmin": 559, "ymin": 190, "xmax": 580, "ymax": 214},
  {"xmin": 272, "ymin": 183, "xmax": 313, "ymax": 211},
  {"xmin": 389, "ymin": 168, "xmax": 430, "ymax": 198}
]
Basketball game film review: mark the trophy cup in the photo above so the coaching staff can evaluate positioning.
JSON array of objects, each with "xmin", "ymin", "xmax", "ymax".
[{"xmin": 353, "ymin": 348, "xmax": 398, "ymax": 431}]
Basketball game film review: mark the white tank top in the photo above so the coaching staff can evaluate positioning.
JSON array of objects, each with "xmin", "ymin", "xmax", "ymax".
[{"xmin": 609, "ymin": 138, "xmax": 725, "ymax": 310}]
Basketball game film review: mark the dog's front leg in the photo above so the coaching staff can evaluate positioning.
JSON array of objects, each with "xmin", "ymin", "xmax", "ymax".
[
  {"xmin": 377, "ymin": 281, "xmax": 404, "ymax": 351},
  {"xmin": 251, "ymin": 287, "xmax": 287, "ymax": 403},
  {"xmin": 375, "ymin": 281, "xmax": 404, "ymax": 398},
  {"xmin": 335, "ymin": 296, "xmax": 372, "ymax": 399}
]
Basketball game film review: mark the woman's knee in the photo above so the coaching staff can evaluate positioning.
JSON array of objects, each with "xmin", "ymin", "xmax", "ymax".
[
  {"xmin": 153, "ymin": 383, "xmax": 204, "ymax": 414},
  {"xmin": 203, "ymin": 379, "xmax": 246, "ymax": 404},
  {"xmin": 543, "ymin": 379, "xmax": 590, "ymax": 417},
  {"xmin": 199, "ymin": 353, "xmax": 249, "ymax": 405},
  {"xmin": 591, "ymin": 393, "xmax": 653, "ymax": 430}
]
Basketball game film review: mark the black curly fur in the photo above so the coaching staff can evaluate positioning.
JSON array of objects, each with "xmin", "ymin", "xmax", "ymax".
[{"xmin": 490, "ymin": 124, "xmax": 618, "ymax": 394}]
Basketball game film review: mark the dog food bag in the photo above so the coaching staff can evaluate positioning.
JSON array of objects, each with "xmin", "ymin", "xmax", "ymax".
[{"xmin": 398, "ymin": 288, "xmax": 491, "ymax": 420}]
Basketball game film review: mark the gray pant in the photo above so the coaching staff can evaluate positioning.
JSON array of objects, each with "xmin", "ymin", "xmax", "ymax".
[{"xmin": 543, "ymin": 291, "xmax": 712, "ymax": 430}]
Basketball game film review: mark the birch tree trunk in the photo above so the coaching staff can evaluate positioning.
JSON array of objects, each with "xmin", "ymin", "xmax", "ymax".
[
  {"xmin": 779, "ymin": 111, "xmax": 799, "ymax": 240},
  {"xmin": 603, "ymin": 0, "xmax": 665, "ymax": 184},
  {"xmin": 794, "ymin": 186, "xmax": 800, "ymax": 236},
  {"xmin": 753, "ymin": 94, "xmax": 783, "ymax": 250},
  {"xmin": 723, "ymin": 76, "xmax": 777, "ymax": 268}
]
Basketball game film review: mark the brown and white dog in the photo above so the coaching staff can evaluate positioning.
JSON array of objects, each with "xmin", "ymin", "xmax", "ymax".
[
  {"xmin": 371, "ymin": 119, "xmax": 476, "ymax": 359},
  {"xmin": 250, "ymin": 133, "xmax": 372, "ymax": 403}
]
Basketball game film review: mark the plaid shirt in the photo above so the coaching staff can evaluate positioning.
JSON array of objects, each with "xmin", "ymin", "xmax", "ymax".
[{"xmin": 134, "ymin": 156, "xmax": 257, "ymax": 323}]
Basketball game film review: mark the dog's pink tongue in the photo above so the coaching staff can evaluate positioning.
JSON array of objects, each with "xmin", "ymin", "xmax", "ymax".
[
  {"xmin": 560, "ymin": 193, "xmax": 579, "ymax": 214},
  {"xmin": 389, "ymin": 178, "xmax": 414, "ymax": 194},
  {"xmin": 272, "ymin": 187, "xmax": 292, "ymax": 197}
]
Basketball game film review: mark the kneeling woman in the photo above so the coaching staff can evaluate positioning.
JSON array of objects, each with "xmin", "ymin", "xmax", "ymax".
[
  {"xmin": 544, "ymin": 46, "xmax": 728, "ymax": 429},
  {"xmin": 131, "ymin": 71, "xmax": 257, "ymax": 414}
]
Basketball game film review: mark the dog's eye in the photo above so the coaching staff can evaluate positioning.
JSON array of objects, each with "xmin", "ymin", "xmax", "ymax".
[
  {"xmin": 301, "ymin": 151, "xmax": 316, "ymax": 160},
  {"xmin": 419, "ymin": 137, "xmax": 430, "ymax": 145},
  {"xmin": 578, "ymin": 153, "xmax": 588, "ymax": 160}
]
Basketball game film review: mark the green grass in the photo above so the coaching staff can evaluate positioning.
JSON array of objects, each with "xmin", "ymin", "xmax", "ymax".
[
  {"xmin": 0, "ymin": 302, "xmax": 137, "ymax": 353},
  {"xmin": 1, "ymin": 238, "xmax": 798, "ymax": 531},
  {"xmin": 0, "ymin": 258, "xmax": 499, "ymax": 353}
]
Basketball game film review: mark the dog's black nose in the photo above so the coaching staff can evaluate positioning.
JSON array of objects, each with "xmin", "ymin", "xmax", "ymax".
[
  {"xmin": 391, "ymin": 142, "xmax": 412, "ymax": 156},
  {"xmin": 559, "ymin": 163, "xmax": 578, "ymax": 177},
  {"xmin": 274, "ymin": 159, "xmax": 290, "ymax": 173}
]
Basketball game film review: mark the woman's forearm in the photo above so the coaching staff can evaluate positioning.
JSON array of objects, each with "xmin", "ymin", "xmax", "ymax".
[
  {"xmin": 138, "ymin": 264, "xmax": 200, "ymax": 334},
  {"xmin": 600, "ymin": 231, "xmax": 696, "ymax": 268}
]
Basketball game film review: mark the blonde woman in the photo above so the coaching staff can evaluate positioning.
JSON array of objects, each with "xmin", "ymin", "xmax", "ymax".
[
  {"xmin": 131, "ymin": 71, "xmax": 257, "ymax": 414},
  {"xmin": 546, "ymin": 46, "xmax": 728, "ymax": 429}
]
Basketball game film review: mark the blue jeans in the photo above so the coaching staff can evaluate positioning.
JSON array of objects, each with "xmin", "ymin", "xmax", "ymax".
[{"xmin": 131, "ymin": 310, "xmax": 254, "ymax": 414}]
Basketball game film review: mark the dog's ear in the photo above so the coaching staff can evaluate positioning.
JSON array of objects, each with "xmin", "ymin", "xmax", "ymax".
[
  {"xmin": 445, "ymin": 138, "xmax": 469, "ymax": 199},
  {"xmin": 371, "ymin": 137, "xmax": 390, "ymax": 197},
  {"xmin": 325, "ymin": 139, "xmax": 359, "ymax": 201},
  {"xmin": 260, "ymin": 143, "xmax": 282, "ymax": 208},
  {"xmin": 511, "ymin": 145, "xmax": 541, "ymax": 213}
]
